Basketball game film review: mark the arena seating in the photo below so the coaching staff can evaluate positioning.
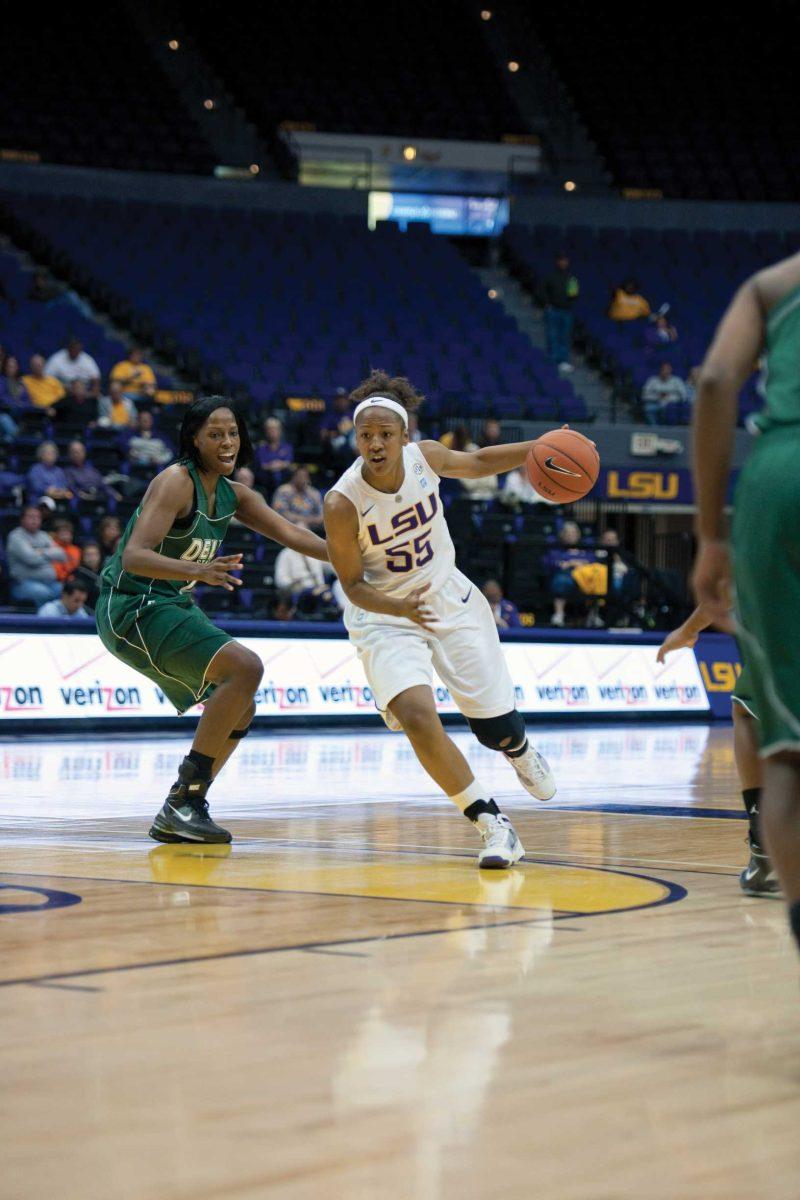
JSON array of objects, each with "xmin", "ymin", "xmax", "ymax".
[
  {"xmin": 179, "ymin": 0, "xmax": 526, "ymax": 141},
  {"xmin": 503, "ymin": 223, "xmax": 784, "ymax": 424},
  {"xmin": 2, "ymin": 9, "xmax": 215, "ymax": 174},
  {"xmin": 2, "ymin": 195, "xmax": 586, "ymax": 425},
  {"xmin": 529, "ymin": 8, "xmax": 800, "ymax": 201}
]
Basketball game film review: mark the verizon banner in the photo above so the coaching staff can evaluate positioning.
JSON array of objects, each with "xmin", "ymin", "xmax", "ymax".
[{"xmin": 0, "ymin": 633, "xmax": 708, "ymax": 723}]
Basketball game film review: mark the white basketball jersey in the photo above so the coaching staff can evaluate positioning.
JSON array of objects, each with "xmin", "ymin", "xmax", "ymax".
[{"xmin": 330, "ymin": 443, "xmax": 456, "ymax": 597}]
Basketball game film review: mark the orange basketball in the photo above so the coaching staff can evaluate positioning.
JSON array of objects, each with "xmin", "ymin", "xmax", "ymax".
[{"xmin": 526, "ymin": 426, "xmax": 600, "ymax": 504}]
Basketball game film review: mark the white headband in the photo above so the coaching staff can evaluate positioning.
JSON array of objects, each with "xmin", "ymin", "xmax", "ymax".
[{"xmin": 353, "ymin": 395, "xmax": 409, "ymax": 428}]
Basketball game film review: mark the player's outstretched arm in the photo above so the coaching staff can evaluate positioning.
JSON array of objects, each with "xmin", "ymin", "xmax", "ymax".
[
  {"xmin": 655, "ymin": 604, "xmax": 713, "ymax": 663},
  {"xmin": 231, "ymin": 482, "xmax": 328, "ymax": 562},
  {"xmin": 418, "ymin": 438, "xmax": 537, "ymax": 480},
  {"xmin": 692, "ymin": 278, "xmax": 765, "ymax": 623},
  {"xmin": 121, "ymin": 466, "xmax": 243, "ymax": 588},
  {"xmin": 323, "ymin": 492, "xmax": 436, "ymax": 629}
]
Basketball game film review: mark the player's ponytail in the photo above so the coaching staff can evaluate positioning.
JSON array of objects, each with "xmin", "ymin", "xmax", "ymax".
[{"xmin": 349, "ymin": 369, "xmax": 425, "ymax": 414}]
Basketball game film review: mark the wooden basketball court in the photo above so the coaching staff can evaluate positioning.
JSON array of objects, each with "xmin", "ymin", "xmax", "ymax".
[{"xmin": 1, "ymin": 723, "xmax": 798, "ymax": 1199}]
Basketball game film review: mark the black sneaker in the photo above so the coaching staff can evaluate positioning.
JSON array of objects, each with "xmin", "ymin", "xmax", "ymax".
[
  {"xmin": 739, "ymin": 837, "xmax": 781, "ymax": 897},
  {"xmin": 148, "ymin": 759, "xmax": 231, "ymax": 844}
]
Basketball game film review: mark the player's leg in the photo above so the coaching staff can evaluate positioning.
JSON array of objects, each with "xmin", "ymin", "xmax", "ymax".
[
  {"xmin": 150, "ymin": 640, "xmax": 263, "ymax": 845},
  {"xmin": 211, "ymin": 699, "xmax": 256, "ymax": 780},
  {"xmin": 433, "ymin": 584, "xmax": 556, "ymax": 800},
  {"xmin": 732, "ymin": 700, "xmax": 778, "ymax": 896},
  {"xmin": 759, "ymin": 753, "xmax": 800, "ymax": 947},
  {"xmin": 388, "ymin": 684, "xmax": 524, "ymax": 869}
]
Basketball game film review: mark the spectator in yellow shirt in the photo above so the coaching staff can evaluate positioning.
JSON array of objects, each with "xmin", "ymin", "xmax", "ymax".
[
  {"xmin": 22, "ymin": 354, "xmax": 66, "ymax": 415},
  {"xmin": 110, "ymin": 346, "xmax": 156, "ymax": 401},
  {"xmin": 608, "ymin": 279, "xmax": 651, "ymax": 321}
]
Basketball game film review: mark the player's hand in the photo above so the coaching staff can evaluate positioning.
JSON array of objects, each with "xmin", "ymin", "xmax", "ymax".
[
  {"xmin": 197, "ymin": 553, "xmax": 243, "ymax": 591},
  {"xmin": 691, "ymin": 539, "xmax": 734, "ymax": 631},
  {"xmin": 656, "ymin": 626, "xmax": 698, "ymax": 664},
  {"xmin": 398, "ymin": 583, "xmax": 437, "ymax": 630}
]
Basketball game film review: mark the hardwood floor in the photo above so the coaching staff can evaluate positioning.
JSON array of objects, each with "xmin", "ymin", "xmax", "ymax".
[{"xmin": 1, "ymin": 724, "xmax": 797, "ymax": 1200}]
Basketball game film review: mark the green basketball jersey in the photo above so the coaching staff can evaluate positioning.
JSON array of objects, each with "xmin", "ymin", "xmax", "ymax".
[
  {"xmin": 754, "ymin": 284, "xmax": 800, "ymax": 434},
  {"xmin": 101, "ymin": 461, "xmax": 238, "ymax": 601}
]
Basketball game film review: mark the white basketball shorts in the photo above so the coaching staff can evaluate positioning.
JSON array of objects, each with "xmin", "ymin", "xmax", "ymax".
[{"xmin": 344, "ymin": 569, "xmax": 516, "ymax": 719}]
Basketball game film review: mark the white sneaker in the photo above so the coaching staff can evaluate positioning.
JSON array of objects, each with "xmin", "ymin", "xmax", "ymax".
[
  {"xmin": 550, "ymin": 611, "xmax": 565, "ymax": 627},
  {"xmin": 475, "ymin": 812, "xmax": 525, "ymax": 869},
  {"xmin": 505, "ymin": 744, "xmax": 557, "ymax": 800}
]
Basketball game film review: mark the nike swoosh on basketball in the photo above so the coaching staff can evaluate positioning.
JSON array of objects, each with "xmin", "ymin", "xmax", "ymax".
[
  {"xmin": 460, "ymin": 587, "xmax": 473, "ymax": 603},
  {"xmin": 361, "ymin": 504, "xmax": 375, "ymax": 516},
  {"xmin": 544, "ymin": 456, "xmax": 582, "ymax": 477}
]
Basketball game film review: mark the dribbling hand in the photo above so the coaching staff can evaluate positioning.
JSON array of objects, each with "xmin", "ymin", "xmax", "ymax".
[
  {"xmin": 198, "ymin": 554, "xmax": 243, "ymax": 591},
  {"xmin": 399, "ymin": 583, "xmax": 437, "ymax": 630}
]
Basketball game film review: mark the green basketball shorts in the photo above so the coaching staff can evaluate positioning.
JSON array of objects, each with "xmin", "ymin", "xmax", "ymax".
[
  {"xmin": 731, "ymin": 653, "xmax": 758, "ymax": 721},
  {"xmin": 733, "ymin": 432, "xmax": 800, "ymax": 754},
  {"xmin": 96, "ymin": 588, "xmax": 233, "ymax": 713}
]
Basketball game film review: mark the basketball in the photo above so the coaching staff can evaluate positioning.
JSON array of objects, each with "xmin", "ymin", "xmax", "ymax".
[{"xmin": 526, "ymin": 426, "xmax": 600, "ymax": 504}]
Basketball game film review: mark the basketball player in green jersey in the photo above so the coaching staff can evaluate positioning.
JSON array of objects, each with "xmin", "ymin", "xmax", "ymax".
[
  {"xmin": 657, "ymin": 606, "xmax": 779, "ymax": 896},
  {"xmin": 693, "ymin": 250, "xmax": 800, "ymax": 952},
  {"xmin": 96, "ymin": 396, "xmax": 328, "ymax": 845}
]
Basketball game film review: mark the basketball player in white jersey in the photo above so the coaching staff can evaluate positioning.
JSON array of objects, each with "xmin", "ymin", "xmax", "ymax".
[{"xmin": 324, "ymin": 371, "xmax": 556, "ymax": 869}]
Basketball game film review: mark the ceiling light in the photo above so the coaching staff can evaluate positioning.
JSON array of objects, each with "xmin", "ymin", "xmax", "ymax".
[
  {"xmin": 508, "ymin": 61, "xmax": 520, "ymax": 73},
  {"xmin": 564, "ymin": 180, "xmax": 576, "ymax": 192},
  {"xmin": 168, "ymin": 39, "xmax": 179, "ymax": 50}
]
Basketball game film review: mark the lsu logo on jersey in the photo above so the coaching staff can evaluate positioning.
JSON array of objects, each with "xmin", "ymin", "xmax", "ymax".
[
  {"xmin": 365, "ymin": 495, "xmax": 438, "ymax": 573},
  {"xmin": 365, "ymin": 494, "xmax": 438, "ymax": 546},
  {"xmin": 179, "ymin": 537, "xmax": 221, "ymax": 591}
]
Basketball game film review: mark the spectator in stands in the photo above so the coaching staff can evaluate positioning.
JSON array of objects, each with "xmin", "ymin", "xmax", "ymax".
[
  {"xmin": 685, "ymin": 365, "xmax": 702, "ymax": 404},
  {"xmin": 0, "ymin": 356, "xmax": 27, "ymax": 443},
  {"xmin": 45, "ymin": 337, "xmax": 101, "ymax": 397},
  {"xmin": 274, "ymin": 545, "xmax": 336, "ymax": 615},
  {"xmin": 50, "ymin": 518, "xmax": 82, "ymax": 581},
  {"xmin": 26, "ymin": 442, "xmax": 72, "ymax": 504},
  {"xmin": 439, "ymin": 424, "xmax": 498, "ymax": 500},
  {"xmin": 59, "ymin": 378, "xmax": 97, "ymax": 427},
  {"xmin": 80, "ymin": 541, "xmax": 102, "ymax": 574},
  {"xmin": 320, "ymin": 390, "xmax": 353, "ymax": 441},
  {"xmin": 483, "ymin": 579, "xmax": 520, "ymax": 630},
  {"xmin": 272, "ymin": 590, "xmax": 296, "ymax": 622},
  {"xmin": 407, "ymin": 412, "xmax": 424, "ymax": 443},
  {"xmin": 543, "ymin": 252, "xmax": 579, "ymax": 372},
  {"xmin": 500, "ymin": 464, "xmax": 546, "ymax": 509},
  {"xmin": 544, "ymin": 521, "xmax": 597, "ymax": 627},
  {"xmin": 110, "ymin": 346, "xmax": 157, "ymax": 402},
  {"xmin": 0, "ymin": 356, "xmax": 30, "ymax": 410},
  {"xmin": 254, "ymin": 417, "xmax": 294, "ymax": 492},
  {"xmin": 21, "ymin": 354, "xmax": 65, "ymax": 416},
  {"xmin": 64, "ymin": 439, "xmax": 120, "ymax": 502},
  {"xmin": 37, "ymin": 578, "xmax": 91, "ymax": 620},
  {"xmin": 273, "ymin": 466, "xmax": 323, "ymax": 532},
  {"xmin": 28, "ymin": 271, "xmax": 62, "ymax": 304},
  {"xmin": 641, "ymin": 361, "xmax": 689, "ymax": 423},
  {"xmin": 98, "ymin": 379, "xmax": 137, "ymax": 427},
  {"xmin": 608, "ymin": 279, "xmax": 651, "ymax": 322},
  {"xmin": 233, "ymin": 466, "xmax": 256, "ymax": 488},
  {"xmin": 644, "ymin": 312, "xmax": 678, "ymax": 353},
  {"xmin": 75, "ymin": 541, "xmax": 102, "ymax": 607},
  {"xmin": 125, "ymin": 410, "xmax": 173, "ymax": 468},
  {"xmin": 6, "ymin": 505, "xmax": 66, "ymax": 606},
  {"xmin": 597, "ymin": 528, "xmax": 641, "ymax": 626},
  {"xmin": 479, "ymin": 418, "xmax": 502, "ymax": 448},
  {"xmin": 97, "ymin": 515, "xmax": 122, "ymax": 565}
]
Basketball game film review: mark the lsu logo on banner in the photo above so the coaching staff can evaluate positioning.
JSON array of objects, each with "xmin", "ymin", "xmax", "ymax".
[
  {"xmin": 699, "ymin": 661, "xmax": 741, "ymax": 693},
  {"xmin": 606, "ymin": 470, "xmax": 681, "ymax": 502}
]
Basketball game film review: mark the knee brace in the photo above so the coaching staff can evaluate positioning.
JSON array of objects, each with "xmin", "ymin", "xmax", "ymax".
[{"xmin": 467, "ymin": 709, "xmax": 526, "ymax": 752}]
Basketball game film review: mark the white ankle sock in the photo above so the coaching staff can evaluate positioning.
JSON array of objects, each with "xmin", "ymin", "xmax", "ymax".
[{"xmin": 448, "ymin": 779, "xmax": 490, "ymax": 813}]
